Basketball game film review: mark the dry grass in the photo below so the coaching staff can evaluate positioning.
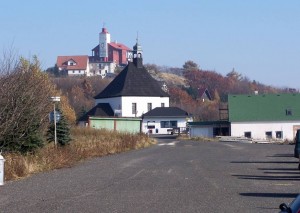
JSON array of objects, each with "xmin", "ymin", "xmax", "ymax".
[
  {"xmin": 157, "ymin": 72, "xmax": 187, "ymax": 87},
  {"xmin": 3, "ymin": 127, "xmax": 156, "ymax": 181}
]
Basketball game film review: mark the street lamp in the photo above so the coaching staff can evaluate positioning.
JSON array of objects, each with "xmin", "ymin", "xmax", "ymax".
[{"xmin": 50, "ymin": 96, "xmax": 61, "ymax": 146}]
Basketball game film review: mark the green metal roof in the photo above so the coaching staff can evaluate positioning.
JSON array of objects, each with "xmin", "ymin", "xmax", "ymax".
[{"xmin": 228, "ymin": 94, "xmax": 300, "ymax": 122}]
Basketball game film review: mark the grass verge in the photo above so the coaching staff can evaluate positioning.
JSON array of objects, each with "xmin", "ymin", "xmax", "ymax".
[{"xmin": 3, "ymin": 127, "xmax": 156, "ymax": 181}]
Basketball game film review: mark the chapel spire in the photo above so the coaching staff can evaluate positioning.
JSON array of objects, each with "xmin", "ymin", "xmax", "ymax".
[{"xmin": 133, "ymin": 33, "xmax": 143, "ymax": 68}]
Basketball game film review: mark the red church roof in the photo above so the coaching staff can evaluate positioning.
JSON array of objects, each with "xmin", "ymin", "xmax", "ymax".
[
  {"xmin": 56, "ymin": 55, "xmax": 88, "ymax": 70},
  {"xmin": 108, "ymin": 42, "xmax": 131, "ymax": 51}
]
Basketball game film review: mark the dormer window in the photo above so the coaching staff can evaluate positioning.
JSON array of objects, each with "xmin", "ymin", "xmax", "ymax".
[{"xmin": 68, "ymin": 60, "xmax": 76, "ymax": 66}]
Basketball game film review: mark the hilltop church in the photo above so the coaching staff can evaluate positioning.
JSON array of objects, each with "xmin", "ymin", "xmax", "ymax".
[{"xmin": 56, "ymin": 27, "xmax": 131, "ymax": 77}]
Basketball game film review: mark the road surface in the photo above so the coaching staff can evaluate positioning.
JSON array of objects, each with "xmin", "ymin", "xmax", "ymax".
[{"xmin": 0, "ymin": 136, "xmax": 299, "ymax": 212}]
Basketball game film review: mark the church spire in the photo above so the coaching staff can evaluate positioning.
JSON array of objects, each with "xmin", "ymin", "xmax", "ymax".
[{"xmin": 133, "ymin": 33, "xmax": 143, "ymax": 68}]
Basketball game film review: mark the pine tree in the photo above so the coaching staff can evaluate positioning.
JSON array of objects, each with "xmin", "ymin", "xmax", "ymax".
[{"xmin": 47, "ymin": 109, "xmax": 71, "ymax": 146}]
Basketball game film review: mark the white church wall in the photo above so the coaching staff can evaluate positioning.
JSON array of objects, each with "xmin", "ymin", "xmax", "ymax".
[{"xmin": 121, "ymin": 96, "xmax": 169, "ymax": 117}]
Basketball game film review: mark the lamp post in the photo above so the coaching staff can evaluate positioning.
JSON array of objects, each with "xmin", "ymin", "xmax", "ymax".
[{"xmin": 50, "ymin": 96, "xmax": 60, "ymax": 146}]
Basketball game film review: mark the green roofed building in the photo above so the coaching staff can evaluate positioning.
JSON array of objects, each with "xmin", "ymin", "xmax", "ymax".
[
  {"xmin": 188, "ymin": 93, "xmax": 300, "ymax": 141},
  {"xmin": 229, "ymin": 93, "xmax": 300, "ymax": 141}
]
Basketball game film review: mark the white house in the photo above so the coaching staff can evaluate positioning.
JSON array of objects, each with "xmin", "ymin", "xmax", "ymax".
[
  {"xmin": 142, "ymin": 107, "xmax": 192, "ymax": 134},
  {"xmin": 56, "ymin": 55, "xmax": 90, "ymax": 76},
  {"xmin": 188, "ymin": 93, "xmax": 300, "ymax": 141}
]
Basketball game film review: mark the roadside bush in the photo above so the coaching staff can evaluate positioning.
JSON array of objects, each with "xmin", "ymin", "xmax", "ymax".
[{"xmin": 4, "ymin": 127, "xmax": 156, "ymax": 181}]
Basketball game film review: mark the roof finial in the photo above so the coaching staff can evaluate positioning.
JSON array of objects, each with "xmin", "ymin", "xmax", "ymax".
[
  {"xmin": 103, "ymin": 22, "xmax": 106, "ymax": 28},
  {"xmin": 136, "ymin": 31, "xmax": 139, "ymax": 44}
]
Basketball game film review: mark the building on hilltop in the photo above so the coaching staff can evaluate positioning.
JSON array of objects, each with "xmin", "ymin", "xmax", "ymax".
[
  {"xmin": 56, "ymin": 26, "xmax": 131, "ymax": 77},
  {"xmin": 56, "ymin": 55, "xmax": 89, "ymax": 76}
]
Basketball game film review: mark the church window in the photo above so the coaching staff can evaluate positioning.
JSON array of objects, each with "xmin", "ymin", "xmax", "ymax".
[{"xmin": 132, "ymin": 103, "xmax": 137, "ymax": 114}]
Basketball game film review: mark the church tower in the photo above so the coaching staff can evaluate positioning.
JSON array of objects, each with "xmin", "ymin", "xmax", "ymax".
[
  {"xmin": 132, "ymin": 38, "xmax": 143, "ymax": 68},
  {"xmin": 99, "ymin": 27, "xmax": 111, "ymax": 62}
]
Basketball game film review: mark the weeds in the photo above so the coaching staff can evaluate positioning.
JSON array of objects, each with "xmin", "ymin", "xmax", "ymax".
[{"xmin": 3, "ymin": 127, "xmax": 156, "ymax": 181}]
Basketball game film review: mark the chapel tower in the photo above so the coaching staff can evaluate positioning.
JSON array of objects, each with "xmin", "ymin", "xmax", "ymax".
[{"xmin": 99, "ymin": 27, "xmax": 111, "ymax": 62}]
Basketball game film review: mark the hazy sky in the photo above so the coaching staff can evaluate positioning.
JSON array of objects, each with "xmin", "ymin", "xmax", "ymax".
[{"xmin": 1, "ymin": 0, "xmax": 299, "ymax": 88}]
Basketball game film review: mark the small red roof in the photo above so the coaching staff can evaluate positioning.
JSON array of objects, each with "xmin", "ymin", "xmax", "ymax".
[
  {"xmin": 57, "ymin": 55, "xmax": 88, "ymax": 70},
  {"xmin": 108, "ymin": 42, "xmax": 131, "ymax": 51}
]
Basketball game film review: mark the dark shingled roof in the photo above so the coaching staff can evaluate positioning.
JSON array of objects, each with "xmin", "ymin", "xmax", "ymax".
[
  {"xmin": 143, "ymin": 107, "xmax": 189, "ymax": 117},
  {"xmin": 94, "ymin": 62, "xmax": 169, "ymax": 99},
  {"xmin": 78, "ymin": 103, "xmax": 114, "ymax": 121}
]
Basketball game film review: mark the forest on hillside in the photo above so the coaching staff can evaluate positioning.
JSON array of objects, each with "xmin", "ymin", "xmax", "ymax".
[{"xmin": 50, "ymin": 60, "xmax": 294, "ymax": 122}]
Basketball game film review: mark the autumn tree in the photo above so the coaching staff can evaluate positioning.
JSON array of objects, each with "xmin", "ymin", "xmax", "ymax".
[
  {"xmin": 51, "ymin": 76, "xmax": 111, "ymax": 119},
  {"xmin": 0, "ymin": 55, "xmax": 55, "ymax": 152},
  {"xmin": 183, "ymin": 60, "xmax": 200, "ymax": 71}
]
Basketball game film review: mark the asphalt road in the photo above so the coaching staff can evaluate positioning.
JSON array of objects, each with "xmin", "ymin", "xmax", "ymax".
[{"xmin": 0, "ymin": 136, "xmax": 299, "ymax": 213}]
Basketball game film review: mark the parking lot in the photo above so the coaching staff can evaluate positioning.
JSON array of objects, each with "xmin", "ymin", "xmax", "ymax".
[{"xmin": 0, "ymin": 138, "xmax": 299, "ymax": 212}]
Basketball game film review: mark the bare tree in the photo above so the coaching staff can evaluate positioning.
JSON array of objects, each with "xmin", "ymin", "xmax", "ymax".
[{"xmin": 0, "ymin": 54, "xmax": 55, "ymax": 152}]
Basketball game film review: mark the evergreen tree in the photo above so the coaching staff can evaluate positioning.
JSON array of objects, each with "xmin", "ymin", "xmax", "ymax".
[{"xmin": 47, "ymin": 109, "xmax": 71, "ymax": 146}]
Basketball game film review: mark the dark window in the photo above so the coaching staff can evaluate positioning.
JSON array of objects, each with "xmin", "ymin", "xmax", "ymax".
[
  {"xmin": 276, "ymin": 131, "xmax": 283, "ymax": 139},
  {"xmin": 160, "ymin": 121, "xmax": 178, "ymax": 128},
  {"xmin": 132, "ymin": 103, "xmax": 137, "ymax": 114},
  {"xmin": 160, "ymin": 121, "xmax": 169, "ymax": 128},
  {"xmin": 161, "ymin": 103, "xmax": 165, "ymax": 107},
  {"xmin": 170, "ymin": 121, "xmax": 178, "ymax": 128},
  {"xmin": 286, "ymin": 108, "xmax": 292, "ymax": 116},
  {"xmin": 244, "ymin": 132, "xmax": 251, "ymax": 138},
  {"xmin": 266, "ymin": 131, "xmax": 272, "ymax": 139},
  {"xmin": 147, "ymin": 103, "xmax": 152, "ymax": 111}
]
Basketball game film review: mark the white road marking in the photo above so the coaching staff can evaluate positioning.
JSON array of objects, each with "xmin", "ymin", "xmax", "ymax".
[
  {"xmin": 223, "ymin": 143, "xmax": 243, "ymax": 150},
  {"xmin": 129, "ymin": 169, "xmax": 145, "ymax": 179},
  {"xmin": 273, "ymin": 183, "xmax": 294, "ymax": 186},
  {"xmin": 158, "ymin": 141, "xmax": 179, "ymax": 146}
]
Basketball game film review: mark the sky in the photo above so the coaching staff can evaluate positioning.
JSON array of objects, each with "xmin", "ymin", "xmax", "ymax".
[{"xmin": 1, "ymin": 0, "xmax": 299, "ymax": 88}]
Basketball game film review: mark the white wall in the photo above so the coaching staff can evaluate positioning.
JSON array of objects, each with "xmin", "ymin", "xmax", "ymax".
[
  {"xmin": 142, "ymin": 117, "xmax": 187, "ymax": 134},
  {"xmin": 95, "ymin": 96, "xmax": 169, "ymax": 117},
  {"xmin": 68, "ymin": 70, "xmax": 86, "ymax": 76},
  {"xmin": 231, "ymin": 121, "xmax": 300, "ymax": 141},
  {"xmin": 88, "ymin": 62, "xmax": 116, "ymax": 77},
  {"xmin": 190, "ymin": 126, "xmax": 214, "ymax": 138},
  {"xmin": 122, "ymin": 96, "xmax": 169, "ymax": 117}
]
